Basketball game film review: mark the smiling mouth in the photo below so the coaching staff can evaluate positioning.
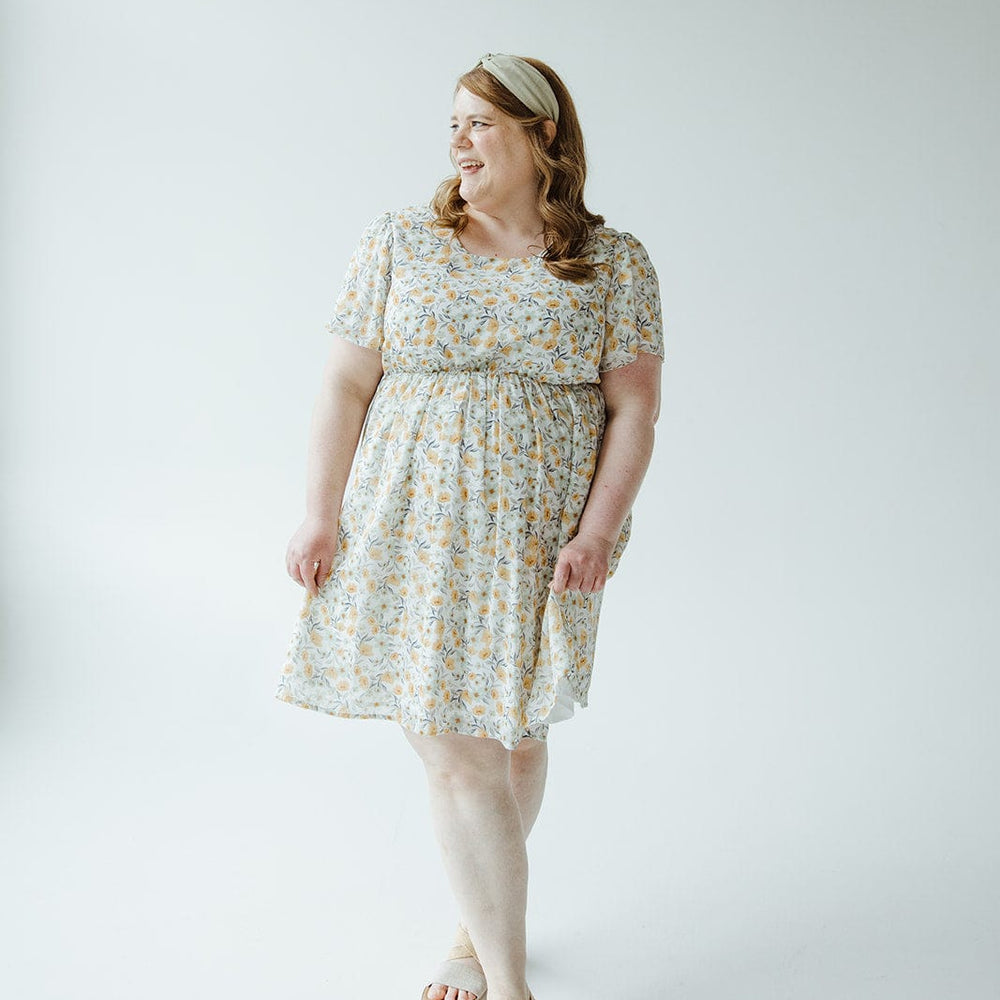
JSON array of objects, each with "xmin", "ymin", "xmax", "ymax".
[{"xmin": 459, "ymin": 161, "xmax": 484, "ymax": 173}]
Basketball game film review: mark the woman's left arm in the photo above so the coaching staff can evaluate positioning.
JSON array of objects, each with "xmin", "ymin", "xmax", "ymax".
[{"xmin": 549, "ymin": 351, "xmax": 663, "ymax": 594}]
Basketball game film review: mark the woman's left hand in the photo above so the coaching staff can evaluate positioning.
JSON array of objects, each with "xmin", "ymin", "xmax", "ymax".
[{"xmin": 549, "ymin": 532, "xmax": 616, "ymax": 595}]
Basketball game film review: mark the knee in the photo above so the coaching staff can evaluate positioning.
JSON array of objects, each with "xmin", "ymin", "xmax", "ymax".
[
  {"xmin": 510, "ymin": 737, "xmax": 547, "ymax": 776},
  {"xmin": 425, "ymin": 758, "xmax": 504, "ymax": 797},
  {"xmin": 405, "ymin": 730, "xmax": 511, "ymax": 793}
]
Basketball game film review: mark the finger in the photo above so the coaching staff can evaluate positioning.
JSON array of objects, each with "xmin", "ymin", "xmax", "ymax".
[
  {"xmin": 309, "ymin": 558, "xmax": 325, "ymax": 596},
  {"xmin": 287, "ymin": 557, "xmax": 305, "ymax": 588},
  {"xmin": 561, "ymin": 560, "xmax": 581, "ymax": 593},
  {"xmin": 312, "ymin": 556, "xmax": 332, "ymax": 591},
  {"xmin": 585, "ymin": 559, "xmax": 608, "ymax": 593},
  {"xmin": 574, "ymin": 557, "xmax": 592, "ymax": 592},
  {"xmin": 301, "ymin": 559, "xmax": 320, "ymax": 597},
  {"xmin": 550, "ymin": 557, "xmax": 570, "ymax": 594}
]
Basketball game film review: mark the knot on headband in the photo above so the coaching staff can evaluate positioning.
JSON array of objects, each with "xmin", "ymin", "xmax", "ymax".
[{"xmin": 478, "ymin": 53, "xmax": 560, "ymax": 123}]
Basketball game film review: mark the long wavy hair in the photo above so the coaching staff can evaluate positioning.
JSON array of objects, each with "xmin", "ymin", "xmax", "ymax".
[{"xmin": 431, "ymin": 56, "xmax": 604, "ymax": 283}]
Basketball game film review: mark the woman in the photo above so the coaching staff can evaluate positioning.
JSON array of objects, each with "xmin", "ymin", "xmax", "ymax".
[{"xmin": 277, "ymin": 53, "xmax": 664, "ymax": 1000}]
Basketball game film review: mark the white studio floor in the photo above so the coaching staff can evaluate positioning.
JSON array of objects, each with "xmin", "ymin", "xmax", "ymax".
[{"xmin": 1, "ymin": 490, "xmax": 996, "ymax": 1000}]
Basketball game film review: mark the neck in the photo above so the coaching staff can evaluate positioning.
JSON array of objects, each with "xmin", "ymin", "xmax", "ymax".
[{"xmin": 464, "ymin": 196, "xmax": 545, "ymax": 240}]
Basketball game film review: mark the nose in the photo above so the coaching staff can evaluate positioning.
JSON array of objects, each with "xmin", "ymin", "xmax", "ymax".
[{"xmin": 450, "ymin": 124, "xmax": 471, "ymax": 151}]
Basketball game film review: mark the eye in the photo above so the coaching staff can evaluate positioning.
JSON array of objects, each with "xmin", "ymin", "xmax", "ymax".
[{"xmin": 449, "ymin": 120, "xmax": 490, "ymax": 132}]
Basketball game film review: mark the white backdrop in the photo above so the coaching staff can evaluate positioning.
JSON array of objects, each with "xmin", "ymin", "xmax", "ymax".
[{"xmin": 2, "ymin": 1, "xmax": 998, "ymax": 998}]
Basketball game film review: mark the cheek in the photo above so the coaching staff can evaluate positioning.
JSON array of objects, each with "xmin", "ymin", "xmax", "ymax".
[
  {"xmin": 513, "ymin": 148, "xmax": 537, "ymax": 178},
  {"xmin": 494, "ymin": 139, "xmax": 531, "ymax": 172}
]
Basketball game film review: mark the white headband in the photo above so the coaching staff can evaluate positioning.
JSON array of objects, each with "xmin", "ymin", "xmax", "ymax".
[{"xmin": 478, "ymin": 53, "xmax": 560, "ymax": 123}]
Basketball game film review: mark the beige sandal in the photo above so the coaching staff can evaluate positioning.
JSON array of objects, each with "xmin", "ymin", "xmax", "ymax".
[{"xmin": 421, "ymin": 923, "xmax": 487, "ymax": 999}]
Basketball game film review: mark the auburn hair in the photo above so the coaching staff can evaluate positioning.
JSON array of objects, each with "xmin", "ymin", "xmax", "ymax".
[{"xmin": 431, "ymin": 56, "xmax": 604, "ymax": 283}]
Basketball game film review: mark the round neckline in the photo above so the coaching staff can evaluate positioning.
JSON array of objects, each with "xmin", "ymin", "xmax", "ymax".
[{"xmin": 449, "ymin": 233, "xmax": 544, "ymax": 264}]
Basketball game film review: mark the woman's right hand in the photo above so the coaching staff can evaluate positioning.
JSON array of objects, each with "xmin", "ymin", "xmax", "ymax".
[{"xmin": 285, "ymin": 515, "xmax": 340, "ymax": 597}]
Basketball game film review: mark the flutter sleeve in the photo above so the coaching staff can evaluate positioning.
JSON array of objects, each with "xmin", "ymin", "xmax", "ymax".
[
  {"xmin": 599, "ymin": 231, "xmax": 665, "ymax": 372},
  {"xmin": 323, "ymin": 211, "xmax": 394, "ymax": 352}
]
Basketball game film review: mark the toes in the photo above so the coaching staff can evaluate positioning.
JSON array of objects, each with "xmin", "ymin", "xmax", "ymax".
[
  {"xmin": 428, "ymin": 982, "xmax": 477, "ymax": 1000},
  {"xmin": 428, "ymin": 982, "xmax": 471, "ymax": 1000}
]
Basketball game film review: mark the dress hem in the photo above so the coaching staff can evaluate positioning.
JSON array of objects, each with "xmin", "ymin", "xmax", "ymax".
[{"xmin": 274, "ymin": 689, "xmax": 585, "ymax": 751}]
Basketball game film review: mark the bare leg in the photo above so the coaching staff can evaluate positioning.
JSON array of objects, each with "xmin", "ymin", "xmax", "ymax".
[
  {"xmin": 429, "ymin": 736, "xmax": 549, "ymax": 1000},
  {"xmin": 406, "ymin": 729, "xmax": 532, "ymax": 1000},
  {"xmin": 510, "ymin": 736, "xmax": 548, "ymax": 839}
]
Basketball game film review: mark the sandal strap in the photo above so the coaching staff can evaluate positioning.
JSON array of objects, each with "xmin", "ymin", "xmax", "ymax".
[
  {"xmin": 426, "ymin": 958, "xmax": 487, "ymax": 994},
  {"xmin": 445, "ymin": 921, "xmax": 481, "ymax": 962},
  {"xmin": 423, "ymin": 922, "xmax": 486, "ymax": 996},
  {"xmin": 444, "ymin": 941, "xmax": 478, "ymax": 961}
]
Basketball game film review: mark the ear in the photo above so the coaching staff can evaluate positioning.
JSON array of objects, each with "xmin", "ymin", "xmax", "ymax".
[{"xmin": 542, "ymin": 119, "xmax": 557, "ymax": 148}]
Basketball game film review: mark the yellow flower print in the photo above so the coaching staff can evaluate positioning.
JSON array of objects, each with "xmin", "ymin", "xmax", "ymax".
[{"xmin": 276, "ymin": 205, "xmax": 664, "ymax": 750}]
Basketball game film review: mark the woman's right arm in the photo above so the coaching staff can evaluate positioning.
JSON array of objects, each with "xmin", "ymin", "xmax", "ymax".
[{"xmin": 285, "ymin": 334, "xmax": 384, "ymax": 596}]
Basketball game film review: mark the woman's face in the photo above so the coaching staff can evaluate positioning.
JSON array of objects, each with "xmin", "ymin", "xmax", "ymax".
[{"xmin": 449, "ymin": 87, "xmax": 538, "ymax": 210}]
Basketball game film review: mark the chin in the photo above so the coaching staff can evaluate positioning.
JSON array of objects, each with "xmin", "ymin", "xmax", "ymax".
[{"xmin": 459, "ymin": 182, "xmax": 483, "ymax": 203}]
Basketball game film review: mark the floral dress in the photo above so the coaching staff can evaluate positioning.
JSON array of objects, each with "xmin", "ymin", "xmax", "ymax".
[{"xmin": 276, "ymin": 204, "xmax": 664, "ymax": 749}]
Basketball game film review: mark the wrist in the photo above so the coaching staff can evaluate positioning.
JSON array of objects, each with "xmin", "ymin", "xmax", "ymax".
[
  {"xmin": 574, "ymin": 528, "xmax": 617, "ymax": 551},
  {"xmin": 304, "ymin": 507, "xmax": 341, "ymax": 525}
]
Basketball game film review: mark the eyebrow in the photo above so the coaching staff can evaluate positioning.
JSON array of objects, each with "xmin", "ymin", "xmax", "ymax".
[{"xmin": 449, "ymin": 112, "xmax": 496, "ymax": 122}]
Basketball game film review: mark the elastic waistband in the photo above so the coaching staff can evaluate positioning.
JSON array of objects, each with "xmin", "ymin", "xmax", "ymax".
[{"xmin": 382, "ymin": 368, "xmax": 598, "ymax": 387}]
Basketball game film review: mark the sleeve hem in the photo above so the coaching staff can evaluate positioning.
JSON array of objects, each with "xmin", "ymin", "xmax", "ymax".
[
  {"xmin": 598, "ymin": 346, "xmax": 665, "ymax": 374},
  {"xmin": 325, "ymin": 323, "xmax": 383, "ymax": 353}
]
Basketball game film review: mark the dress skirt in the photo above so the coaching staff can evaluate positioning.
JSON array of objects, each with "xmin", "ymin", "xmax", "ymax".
[{"xmin": 275, "ymin": 204, "xmax": 664, "ymax": 749}]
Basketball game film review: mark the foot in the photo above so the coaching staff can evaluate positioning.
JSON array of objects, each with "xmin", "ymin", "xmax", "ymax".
[
  {"xmin": 425, "ymin": 923, "xmax": 484, "ymax": 1000},
  {"xmin": 426, "ymin": 979, "xmax": 479, "ymax": 1000}
]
